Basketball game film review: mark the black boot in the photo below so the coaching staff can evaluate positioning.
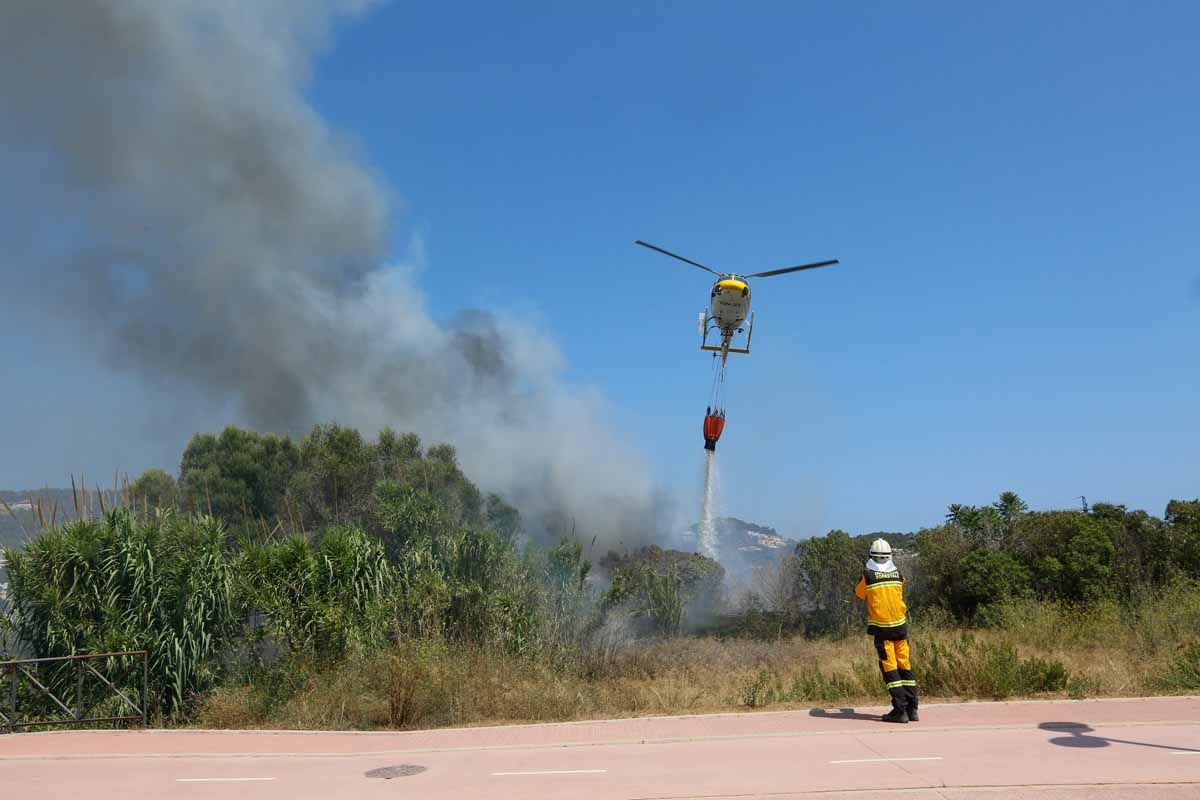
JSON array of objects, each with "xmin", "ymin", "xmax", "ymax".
[
  {"xmin": 906, "ymin": 707, "xmax": 919, "ymax": 722},
  {"xmin": 881, "ymin": 707, "xmax": 908, "ymax": 723}
]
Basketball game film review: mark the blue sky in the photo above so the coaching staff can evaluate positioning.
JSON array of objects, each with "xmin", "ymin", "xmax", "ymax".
[{"xmin": 3, "ymin": 1, "xmax": 1198, "ymax": 536}]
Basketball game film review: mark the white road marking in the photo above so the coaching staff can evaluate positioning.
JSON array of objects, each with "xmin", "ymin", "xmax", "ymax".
[
  {"xmin": 175, "ymin": 777, "xmax": 277, "ymax": 783},
  {"xmin": 1171, "ymin": 751, "xmax": 1200, "ymax": 756},
  {"xmin": 491, "ymin": 769, "xmax": 608, "ymax": 776},
  {"xmin": 830, "ymin": 757, "xmax": 943, "ymax": 764}
]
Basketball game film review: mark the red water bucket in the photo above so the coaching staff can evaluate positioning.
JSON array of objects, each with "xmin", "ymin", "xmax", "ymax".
[{"xmin": 703, "ymin": 413, "xmax": 726, "ymax": 450}]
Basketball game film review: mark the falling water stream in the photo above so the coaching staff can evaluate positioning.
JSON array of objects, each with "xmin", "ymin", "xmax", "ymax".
[{"xmin": 698, "ymin": 449, "xmax": 720, "ymax": 560}]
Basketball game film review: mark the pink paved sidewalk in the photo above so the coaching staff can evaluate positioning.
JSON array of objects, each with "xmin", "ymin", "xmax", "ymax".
[
  {"xmin": 2, "ymin": 697, "xmax": 1198, "ymax": 799},
  {"xmin": 2, "ymin": 695, "xmax": 1197, "ymax": 758}
]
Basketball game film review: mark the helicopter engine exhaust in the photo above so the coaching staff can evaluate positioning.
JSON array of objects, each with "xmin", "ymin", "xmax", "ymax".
[{"xmin": 703, "ymin": 407, "xmax": 726, "ymax": 451}]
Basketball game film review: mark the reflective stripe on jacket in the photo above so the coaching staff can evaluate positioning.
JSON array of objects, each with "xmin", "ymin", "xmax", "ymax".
[{"xmin": 854, "ymin": 568, "xmax": 908, "ymax": 639}]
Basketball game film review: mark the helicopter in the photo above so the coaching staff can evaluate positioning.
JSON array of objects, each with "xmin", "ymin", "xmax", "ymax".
[{"xmin": 634, "ymin": 240, "xmax": 838, "ymax": 366}]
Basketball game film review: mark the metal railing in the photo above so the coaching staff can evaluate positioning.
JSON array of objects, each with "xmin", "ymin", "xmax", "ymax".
[{"xmin": 0, "ymin": 650, "xmax": 148, "ymax": 733}]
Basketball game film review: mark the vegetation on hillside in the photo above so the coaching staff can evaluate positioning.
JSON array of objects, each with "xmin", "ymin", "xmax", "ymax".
[
  {"xmin": 2, "ymin": 423, "xmax": 1198, "ymax": 729},
  {"xmin": 789, "ymin": 492, "xmax": 1200, "ymax": 635}
]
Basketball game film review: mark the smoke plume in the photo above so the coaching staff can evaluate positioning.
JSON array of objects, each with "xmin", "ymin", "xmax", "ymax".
[{"xmin": 0, "ymin": 0, "xmax": 671, "ymax": 547}]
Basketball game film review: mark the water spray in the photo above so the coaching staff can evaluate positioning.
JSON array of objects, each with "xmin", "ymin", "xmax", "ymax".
[{"xmin": 698, "ymin": 448, "xmax": 720, "ymax": 561}]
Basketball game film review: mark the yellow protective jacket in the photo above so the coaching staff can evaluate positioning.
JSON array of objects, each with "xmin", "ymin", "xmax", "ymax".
[{"xmin": 854, "ymin": 565, "xmax": 908, "ymax": 639}]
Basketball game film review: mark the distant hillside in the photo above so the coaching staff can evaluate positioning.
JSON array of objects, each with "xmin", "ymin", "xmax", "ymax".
[
  {"xmin": 1, "ymin": 488, "xmax": 92, "ymax": 550},
  {"xmin": 676, "ymin": 517, "xmax": 798, "ymax": 580},
  {"xmin": 851, "ymin": 530, "xmax": 918, "ymax": 553},
  {"xmin": 673, "ymin": 518, "xmax": 921, "ymax": 582},
  {"xmin": 0, "ymin": 495, "xmax": 36, "ymax": 550},
  {"xmin": 0, "ymin": 518, "xmax": 26, "ymax": 550}
]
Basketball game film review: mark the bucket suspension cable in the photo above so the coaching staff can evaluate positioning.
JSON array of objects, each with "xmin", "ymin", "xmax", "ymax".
[
  {"xmin": 703, "ymin": 353, "xmax": 728, "ymax": 451},
  {"xmin": 708, "ymin": 352, "xmax": 726, "ymax": 413}
]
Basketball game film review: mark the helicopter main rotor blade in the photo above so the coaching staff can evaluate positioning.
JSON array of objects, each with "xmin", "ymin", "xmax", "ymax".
[
  {"xmin": 634, "ymin": 240, "xmax": 723, "ymax": 277},
  {"xmin": 745, "ymin": 259, "xmax": 839, "ymax": 278}
]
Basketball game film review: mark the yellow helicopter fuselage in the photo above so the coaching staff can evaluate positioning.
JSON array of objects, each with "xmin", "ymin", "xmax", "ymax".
[
  {"xmin": 710, "ymin": 277, "xmax": 750, "ymax": 336},
  {"xmin": 634, "ymin": 238, "xmax": 836, "ymax": 365}
]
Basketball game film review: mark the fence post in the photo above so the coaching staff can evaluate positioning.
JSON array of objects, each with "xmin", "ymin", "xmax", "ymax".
[
  {"xmin": 2, "ymin": 651, "xmax": 151, "ymax": 732},
  {"xmin": 75, "ymin": 660, "xmax": 83, "ymax": 722},
  {"xmin": 141, "ymin": 652, "xmax": 148, "ymax": 729},
  {"xmin": 8, "ymin": 665, "xmax": 16, "ymax": 733}
]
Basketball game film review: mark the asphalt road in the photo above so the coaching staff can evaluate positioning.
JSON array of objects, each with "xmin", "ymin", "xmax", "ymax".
[{"xmin": 2, "ymin": 697, "xmax": 1199, "ymax": 798}]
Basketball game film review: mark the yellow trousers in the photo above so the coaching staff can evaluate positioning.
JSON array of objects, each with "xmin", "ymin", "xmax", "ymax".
[{"xmin": 874, "ymin": 636, "xmax": 918, "ymax": 712}]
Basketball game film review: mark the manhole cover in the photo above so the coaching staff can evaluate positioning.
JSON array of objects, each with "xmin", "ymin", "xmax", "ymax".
[{"xmin": 365, "ymin": 764, "xmax": 426, "ymax": 780}]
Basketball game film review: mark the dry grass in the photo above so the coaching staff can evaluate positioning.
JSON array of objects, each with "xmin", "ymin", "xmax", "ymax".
[{"xmin": 195, "ymin": 583, "xmax": 1200, "ymax": 731}]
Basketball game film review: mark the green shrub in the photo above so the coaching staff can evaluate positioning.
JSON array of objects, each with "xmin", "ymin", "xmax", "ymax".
[
  {"xmin": 959, "ymin": 550, "xmax": 1032, "ymax": 617},
  {"xmin": 1016, "ymin": 656, "xmax": 1069, "ymax": 693},
  {"xmin": 602, "ymin": 549, "xmax": 723, "ymax": 636},
  {"xmin": 4, "ymin": 509, "xmax": 238, "ymax": 717},
  {"xmin": 738, "ymin": 668, "xmax": 783, "ymax": 708},
  {"xmin": 789, "ymin": 665, "xmax": 861, "ymax": 703},
  {"xmin": 916, "ymin": 633, "xmax": 1068, "ymax": 699},
  {"xmin": 713, "ymin": 608, "xmax": 794, "ymax": 640},
  {"xmin": 1149, "ymin": 641, "xmax": 1200, "ymax": 692},
  {"xmin": 1130, "ymin": 580, "xmax": 1200, "ymax": 653},
  {"xmin": 237, "ymin": 525, "xmax": 393, "ymax": 661}
]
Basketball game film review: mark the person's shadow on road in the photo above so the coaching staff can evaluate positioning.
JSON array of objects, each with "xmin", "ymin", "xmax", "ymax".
[
  {"xmin": 1040, "ymin": 721, "xmax": 1200, "ymax": 753},
  {"xmin": 808, "ymin": 708, "xmax": 880, "ymax": 721}
]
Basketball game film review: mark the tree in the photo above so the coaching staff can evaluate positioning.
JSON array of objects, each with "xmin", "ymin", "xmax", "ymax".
[
  {"xmin": 601, "ymin": 546, "xmax": 724, "ymax": 635},
  {"xmin": 946, "ymin": 503, "xmax": 1004, "ymax": 549},
  {"xmin": 1018, "ymin": 510, "xmax": 1086, "ymax": 568},
  {"xmin": 372, "ymin": 481, "xmax": 452, "ymax": 562},
  {"xmin": 992, "ymin": 491, "xmax": 1028, "ymax": 548},
  {"xmin": 178, "ymin": 427, "xmax": 300, "ymax": 525},
  {"xmin": 912, "ymin": 523, "xmax": 972, "ymax": 611},
  {"xmin": 287, "ymin": 427, "xmax": 489, "ymax": 532},
  {"xmin": 1098, "ymin": 504, "xmax": 1176, "ymax": 593},
  {"xmin": 289, "ymin": 423, "xmax": 379, "ymax": 528},
  {"xmin": 793, "ymin": 530, "xmax": 863, "ymax": 635},
  {"xmin": 540, "ymin": 538, "xmax": 595, "ymax": 648},
  {"xmin": 753, "ymin": 555, "xmax": 802, "ymax": 619},
  {"xmin": 1166, "ymin": 499, "xmax": 1200, "ymax": 529},
  {"xmin": 1167, "ymin": 500, "xmax": 1200, "ymax": 573},
  {"xmin": 1031, "ymin": 555, "xmax": 1065, "ymax": 598},
  {"xmin": 486, "ymin": 494, "xmax": 522, "ymax": 543},
  {"xmin": 1061, "ymin": 519, "xmax": 1117, "ymax": 602},
  {"xmin": 373, "ymin": 480, "xmax": 536, "ymax": 648},
  {"xmin": 958, "ymin": 549, "xmax": 1032, "ymax": 618},
  {"xmin": 129, "ymin": 468, "xmax": 177, "ymax": 511}
]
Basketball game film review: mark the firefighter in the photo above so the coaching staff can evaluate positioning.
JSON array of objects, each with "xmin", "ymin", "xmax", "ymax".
[{"xmin": 854, "ymin": 538, "xmax": 918, "ymax": 723}]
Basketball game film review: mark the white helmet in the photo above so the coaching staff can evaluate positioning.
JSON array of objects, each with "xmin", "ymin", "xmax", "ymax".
[{"xmin": 869, "ymin": 538, "xmax": 892, "ymax": 561}]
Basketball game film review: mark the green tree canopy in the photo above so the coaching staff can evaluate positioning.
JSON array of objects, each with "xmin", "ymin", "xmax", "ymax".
[
  {"xmin": 129, "ymin": 468, "xmax": 177, "ymax": 512},
  {"xmin": 179, "ymin": 427, "xmax": 300, "ymax": 524},
  {"xmin": 958, "ymin": 549, "xmax": 1032, "ymax": 618},
  {"xmin": 793, "ymin": 530, "xmax": 863, "ymax": 635}
]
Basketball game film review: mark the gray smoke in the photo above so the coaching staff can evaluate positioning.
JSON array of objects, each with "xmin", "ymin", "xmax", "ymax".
[{"xmin": 0, "ymin": 0, "xmax": 672, "ymax": 548}]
